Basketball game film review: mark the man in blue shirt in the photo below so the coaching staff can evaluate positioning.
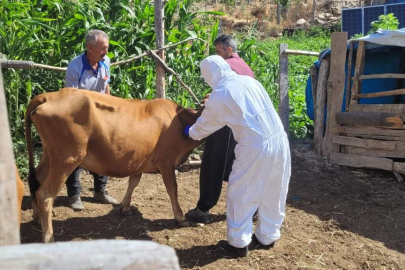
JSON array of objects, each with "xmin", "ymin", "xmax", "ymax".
[{"xmin": 64, "ymin": 29, "xmax": 117, "ymax": 211}]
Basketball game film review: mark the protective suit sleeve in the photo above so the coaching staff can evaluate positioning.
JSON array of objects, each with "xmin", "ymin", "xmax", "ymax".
[{"xmin": 189, "ymin": 90, "xmax": 227, "ymax": 140}]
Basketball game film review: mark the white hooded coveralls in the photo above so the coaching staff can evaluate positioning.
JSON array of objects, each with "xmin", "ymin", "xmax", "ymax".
[{"xmin": 189, "ymin": 55, "xmax": 291, "ymax": 248}]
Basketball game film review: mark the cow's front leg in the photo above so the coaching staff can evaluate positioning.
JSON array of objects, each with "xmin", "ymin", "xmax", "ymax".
[
  {"xmin": 120, "ymin": 173, "xmax": 142, "ymax": 216},
  {"xmin": 158, "ymin": 165, "xmax": 189, "ymax": 227}
]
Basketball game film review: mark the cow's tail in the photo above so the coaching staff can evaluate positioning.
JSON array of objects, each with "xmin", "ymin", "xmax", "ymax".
[{"xmin": 25, "ymin": 95, "xmax": 47, "ymax": 205}]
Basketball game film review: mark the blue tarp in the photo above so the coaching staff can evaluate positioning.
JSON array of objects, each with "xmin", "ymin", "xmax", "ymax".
[{"xmin": 305, "ymin": 43, "xmax": 405, "ymax": 121}]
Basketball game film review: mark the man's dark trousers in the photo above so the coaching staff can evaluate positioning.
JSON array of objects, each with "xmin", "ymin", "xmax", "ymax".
[
  {"xmin": 65, "ymin": 167, "xmax": 108, "ymax": 197},
  {"xmin": 197, "ymin": 126, "xmax": 237, "ymax": 212}
]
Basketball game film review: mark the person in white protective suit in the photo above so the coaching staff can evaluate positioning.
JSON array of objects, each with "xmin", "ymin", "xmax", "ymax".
[{"xmin": 183, "ymin": 55, "xmax": 291, "ymax": 257}]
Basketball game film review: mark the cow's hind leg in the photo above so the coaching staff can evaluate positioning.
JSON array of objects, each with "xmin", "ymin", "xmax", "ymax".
[
  {"xmin": 32, "ymin": 149, "xmax": 50, "ymax": 222},
  {"xmin": 120, "ymin": 173, "xmax": 142, "ymax": 216},
  {"xmin": 37, "ymin": 165, "xmax": 77, "ymax": 243},
  {"xmin": 158, "ymin": 165, "xmax": 189, "ymax": 227}
]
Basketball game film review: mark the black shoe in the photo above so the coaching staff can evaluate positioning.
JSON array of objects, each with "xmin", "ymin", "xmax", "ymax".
[
  {"xmin": 249, "ymin": 234, "xmax": 275, "ymax": 250},
  {"xmin": 217, "ymin": 240, "xmax": 248, "ymax": 258},
  {"xmin": 185, "ymin": 207, "xmax": 211, "ymax": 224}
]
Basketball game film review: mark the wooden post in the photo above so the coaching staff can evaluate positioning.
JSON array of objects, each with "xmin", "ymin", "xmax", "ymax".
[
  {"xmin": 322, "ymin": 32, "xmax": 348, "ymax": 157},
  {"xmin": 350, "ymin": 41, "xmax": 366, "ymax": 106},
  {"xmin": 277, "ymin": 3, "xmax": 281, "ymax": 25},
  {"xmin": 154, "ymin": 0, "xmax": 165, "ymax": 99},
  {"xmin": 0, "ymin": 240, "xmax": 180, "ymax": 270},
  {"xmin": 0, "ymin": 69, "xmax": 20, "ymax": 246},
  {"xmin": 312, "ymin": 0, "xmax": 316, "ymax": 25},
  {"xmin": 310, "ymin": 65, "xmax": 318, "ymax": 106},
  {"xmin": 279, "ymin": 43, "xmax": 289, "ymax": 136},
  {"xmin": 314, "ymin": 58, "xmax": 330, "ymax": 156},
  {"xmin": 345, "ymin": 41, "xmax": 354, "ymax": 111}
]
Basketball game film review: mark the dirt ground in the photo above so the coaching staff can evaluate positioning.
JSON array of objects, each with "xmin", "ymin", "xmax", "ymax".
[{"xmin": 20, "ymin": 141, "xmax": 405, "ymax": 269}]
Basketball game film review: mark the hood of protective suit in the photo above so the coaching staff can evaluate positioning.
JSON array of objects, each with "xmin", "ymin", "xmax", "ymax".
[{"xmin": 200, "ymin": 55, "xmax": 236, "ymax": 89}]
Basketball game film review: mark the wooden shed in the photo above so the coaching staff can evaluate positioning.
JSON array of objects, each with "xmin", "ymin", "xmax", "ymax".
[{"xmin": 310, "ymin": 29, "xmax": 405, "ymax": 180}]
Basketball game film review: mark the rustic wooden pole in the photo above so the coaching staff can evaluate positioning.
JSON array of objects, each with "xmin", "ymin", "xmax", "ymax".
[
  {"xmin": 147, "ymin": 50, "xmax": 200, "ymax": 105},
  {"xmin": 345, "ymin": 41, "xmax": 353, "ymax": 111},
  {"xmin": 322, "ymin": 32, "xmax": 348, "ymax": 157},
  {"xmin": 154, "ymin": 0, "xmax": 165, "ymax": 98},
  {"xmin": 277, "ymin": 3, "xmax": 281, "ymax": 25},
  {"xmin": 314, "ymin": 58, "xmax": 330, "ymax": 156},
  {"xmin": 350, "ymin": 41, "xmax": 366, "ymax": 105},
  {"xmin": 0, "ymin": 240, "xmax": 180, "ymax": 270},
  {"xmin": 279, "ymin": 43, "xmax": 289, "ymax": 136},
  {"xmin": 310, "ymin": 65, "xmax": 318, "ymax": 106},
  {"xmin": 312, "ymin": 0, "xmax": 316, "ymax": 25},
  {"xmin": 0, "ymin": 69, "xmax": 20, "ymax": 246}
]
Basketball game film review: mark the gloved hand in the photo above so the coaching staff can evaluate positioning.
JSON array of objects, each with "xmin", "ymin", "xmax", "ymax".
[{"xmin": 183, "ymin": 125, "xmax": 191, "ymax": 138}]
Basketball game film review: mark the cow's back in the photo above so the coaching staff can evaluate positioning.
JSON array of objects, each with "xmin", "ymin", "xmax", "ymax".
[{"xmin": 30, "ymin": 88, "xmax": 200, "ymax": 177}]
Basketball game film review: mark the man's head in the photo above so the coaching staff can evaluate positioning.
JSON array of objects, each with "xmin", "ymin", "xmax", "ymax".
[
  {"xmin": 85, "ymin": 30, "xmax": 109, "ymax": 63},
  {"xmin": 213, "ymin": 34, "xmax": 238, "ymax": 60}
]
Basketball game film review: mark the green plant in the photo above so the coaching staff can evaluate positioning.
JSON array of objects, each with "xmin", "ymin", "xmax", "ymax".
[{"xmin": 369, "ymin": 13, "xmax": 399, "ymax": 33}]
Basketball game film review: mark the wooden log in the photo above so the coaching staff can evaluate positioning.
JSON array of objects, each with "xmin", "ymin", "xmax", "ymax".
[
  {"xmin": 335, "ymin": 111, "xmax": 403, "ymax": 128},
  {"xmin": 393, "ymin": 162, "xmax": 405, "ymax": 175},
  {"xmin": 333, "ymin": 125, "xmax": 405, "ymax": 137},
  {"xmin": 310, "ymin": 65, "xmax": 318, "ymax": 106},
  {"xmin": 154, "ymin": 0, "xmax": 166, "ymax": 98},
  {"xmin": 345, "ymin": 41, "xmax": 354, "ymax": 111},
  {"xmin": 330, "ymin": 153, "xmax": 393, "ymax": 171},
  {"xmin": 0, "ymin": 68, "xmax": 20, "ymax": 246},
  {"xmin": 279, "ymin": 43, "xmax": 289, "ymax": 136},
  {"xmin": 283, "ymin": 49, "xmax": 320, "ymax": 56},
  {"xmin": 350, "ymin": 41, "xmax": 366, "ymax": 105},
  {"xmin": 322, "ymin": 32, "xmax": 348, "ymax": 157},
  {"xmin": 394, "ymin": 48, "xmax": 405, "ymax": 104},
  {"xmin": 313, "ymin": 58, "xmax": 330, "ymax": 156},
  {"xmin": 332, "ymin": 135, "xmax": 396, "ymax": 151},
  {"xmin": 358, "ymin": 73, "xmax": 405, "ymax": 80},
  {"xmin": 347, "ymin": 147, "xmax": 405, "ymax": 158},
  {"xmin": 352, "ymin": 88, "xmax": 405, "ymax": 99},
  {"xmin": 147, "ymin": 50, "xmax": 200, "ymax": 106},
  {"xmin": 348, "ymin": 104, "xmax": 405, "ymax": 118},
  {"xmin": 345, "ymin": 134, "xmax": 405, "ymax": 142},
  {"xmin": 0, "ymin": 240, "xmax": 180, "ymax": 270}
]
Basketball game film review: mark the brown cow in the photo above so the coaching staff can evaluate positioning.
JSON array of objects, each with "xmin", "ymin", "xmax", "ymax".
[
  {"xmin": 16, "ymin": 166, "xmax": 24, "ymax": 225},
  {"xmin": 26, "ymin": 88, "xmax": 203, "ymax": 243}
]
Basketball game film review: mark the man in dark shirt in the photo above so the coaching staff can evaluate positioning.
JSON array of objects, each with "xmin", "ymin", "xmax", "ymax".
[{"xmin": 186, "ymin": 34, "xmax": 255, "ymax": 223}]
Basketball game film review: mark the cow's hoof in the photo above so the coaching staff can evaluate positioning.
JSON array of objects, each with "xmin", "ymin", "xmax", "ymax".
[
  {"xmin": 120, "ymin": 209, "xmax": 133, "ymax": 216},
  {"xmin": 178, "ymin": 220, "xmax": 190, "ymax": 227}
]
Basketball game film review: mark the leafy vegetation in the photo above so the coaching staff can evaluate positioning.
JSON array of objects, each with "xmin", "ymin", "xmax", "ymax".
[
  {"xmin": 370, "ymin": 13, "xmax": 399, "ymax": 33},
  {"xmin": 1, "ymin": 0, "xmax": 332, "ymax": 172}
]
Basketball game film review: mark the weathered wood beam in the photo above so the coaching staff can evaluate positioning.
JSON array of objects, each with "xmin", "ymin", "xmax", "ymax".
[
  {"xmin": 322, "ymin": 32, "xmax": 348, "ymax": 157},
  {"xmin": 279, "ymin": 43, "xmax": 289, "ymax": 136},
  {"xmin": 357, "ymin": 73, "xmax": 405, "ymax": 80},
  {"xmin": 345, "ymin": 41, "xmax": 354, "ymax": 111},
  {"xmin": 155, "ymin": 0, "xmax": 165, "ymax": 98},
  {"xmin": 0, "ymin": 68, "xmax": 20, "ymax": 246},
  {"xmin": 313, "ymin": 58, "xmax": 330, "ymax": 156},
  {"xmin": 0, "ymin": 240, "xmax": 180, "ymax": 270},
  {"xmin": 352, "ymin": 88, "xmax": 405, "ymax": 99},
  {"xmin": 333, "ymin": 125, "xmax": 405, "ymax": 136},
  {"xmin": 330, "ymin": 153, "xmax": 392, "ymax": 171},
  {"xmin": 283, "ymin": 49, "xmax": 320, "ymax": 56},
  {"xmin": 335, "ymin": 111, "xmax": 403, "ymax": 128},
  {"xmin": 347, "ymin": 147, "xmax": 405, "ymax": 158},
  {"xmin": 348, "ymin": 104, "xmax": 405, "ymax": 118},
  {"xmin": 332, "ymin": 135, "xmax": 396, "ymax": 151},
  {"xmin": 350, "ymin": 41, "xmax": 366, "ymax": 105}
]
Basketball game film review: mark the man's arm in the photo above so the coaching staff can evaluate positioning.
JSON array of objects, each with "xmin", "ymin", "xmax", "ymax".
[
  {"xmin": 189, "ymin": 91, "xmax": 227, "ymax": 140},
  {"xmin": 105, "ymin": 84, "xmax": 110, "ymax": 95}
]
